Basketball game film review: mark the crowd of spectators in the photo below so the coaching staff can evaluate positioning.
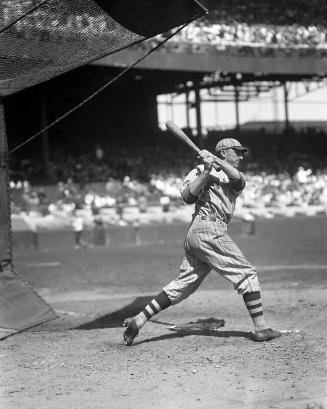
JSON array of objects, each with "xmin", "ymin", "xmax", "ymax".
[
  {"xmin": 237, "ymin": 167, "xmax": 327, "ymax": 219},
  {"xmin": 8, "ymin": 127, "xmax": 327, "ymax": 224},
  {"xmin": 145, "ymin": 0, "xmax": 327, "ymax": 51},
  {"xmin": 19, "ymin": 144, "xmax": 194, "ymax": 187},
  {"xmin": 4, "ymin": 0, "xmax": 327, "ymax": 50},
  {"xmin": 201, "ymin": 0, "xmax": 327, "ymax": 27},
  {"xmin": 159, "ymin": 21, "xmax": 327, "ymax": 50}
]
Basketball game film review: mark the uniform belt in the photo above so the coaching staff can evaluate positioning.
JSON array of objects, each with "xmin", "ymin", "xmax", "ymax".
[{"xmin": 199, "ymin": 215, "xmax": 224, "ymax": 223}]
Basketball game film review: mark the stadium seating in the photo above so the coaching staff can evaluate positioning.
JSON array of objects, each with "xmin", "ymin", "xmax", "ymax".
[
  {"xmin": 9, "ymin": 128, "xmax": 327, "ymax": 222},
  {"xmin": 144, "ymin": 1, "xmax": 327, "ymax": 54}
]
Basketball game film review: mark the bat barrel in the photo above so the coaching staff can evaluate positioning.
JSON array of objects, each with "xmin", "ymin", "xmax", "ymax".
[{"xmin": 165, "ymin": 120, "xmax": 201, "ymax": 155}]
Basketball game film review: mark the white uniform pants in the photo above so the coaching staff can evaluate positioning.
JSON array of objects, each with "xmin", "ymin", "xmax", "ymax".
[{"xmin": 163, "ymin": 216, "xmax": 260, "ymax": 304}]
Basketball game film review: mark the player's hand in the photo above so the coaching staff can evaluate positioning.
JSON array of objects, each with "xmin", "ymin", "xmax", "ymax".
[
  {"xmin": 199, "ymin": 149, "xmax": 214, "ymax": 160},
  {"xmin": 199, "ymin": 149, "xmax": 216, "ymax": 172}
]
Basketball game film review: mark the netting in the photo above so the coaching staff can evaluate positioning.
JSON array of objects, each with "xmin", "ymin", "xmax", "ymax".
[
  {"xmin": 0, "ymin": 0, "xmax": 206, "ymax": 338},
  {"xmin": 0, "ymin": 0, "xmax": 206, "ymax": 96}
]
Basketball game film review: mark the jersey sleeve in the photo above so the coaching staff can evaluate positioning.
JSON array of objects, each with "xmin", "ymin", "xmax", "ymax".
[
  {"xmin": 179, "ymin": 165, "xmax": 204, "ymax": 199},
  {"xmin": 228, "ymin": 172, "xmax": 246, "ymax": 195}
]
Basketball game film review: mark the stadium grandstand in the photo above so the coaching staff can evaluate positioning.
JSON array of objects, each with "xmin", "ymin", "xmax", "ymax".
[
  {"xmin": 185, "ymin": 0, "xmax": 327, "ymax": 47},
  {"xmin": 0, "ymin": 0, "xmax": 327, "ymax": 343},
  {"xmin": 1, "ymin": 2, "xmax": 326, "ymax": 403},
  {"xmin": 2, "ymin": 0, "xmax": 327, "ymax": 226}
]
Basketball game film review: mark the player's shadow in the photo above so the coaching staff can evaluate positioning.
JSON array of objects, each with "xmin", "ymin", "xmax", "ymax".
[
  {"xmin": 135, "ymin": 318, "xmax": 254, "ymax": 344},
  {"xmin": 75, "ymin": 296, "xmax": 155, "ymax": 330},
  {"xmin": 74, "ymin": 297, "xmax": 254, "ymax": 342},
  {"xmin": 135, "ymin": 329, "xmax": 254, "ymax": 345}
]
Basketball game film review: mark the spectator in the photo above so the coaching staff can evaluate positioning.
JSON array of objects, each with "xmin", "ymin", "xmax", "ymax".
[
  {"xmin": 137, "ymin": 194, "xmax": 148, "ymax": 213},
  {"xmin": 160, "ymin": 195, "xmax": 170, "ymax": 212},
  {"xmin": 95, "ymin": 144, "xmax": 104, "ymax": 161},
  {"xmin": 71, "ymin": 209, "xmax": 87, "ymax": 250}
]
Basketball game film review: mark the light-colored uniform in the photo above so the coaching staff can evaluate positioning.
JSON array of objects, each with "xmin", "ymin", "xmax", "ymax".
[{"xmin": 163, "ymin": 164, "xmax": 260, "ymax": 304}]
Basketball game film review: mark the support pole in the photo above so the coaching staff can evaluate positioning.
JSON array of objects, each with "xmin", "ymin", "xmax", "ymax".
[
  {"xmin": 185, "ymin": 90, "xmax": 190, "ymax": 129},
  {"xmin": 272, "ymin": 84, "xmax": 279, "ymax": 131},
  {"xmin": 0, "ymin": 98, "xmax": 12, "ymax": 267},
  {"xmin": 214, "ymin": 99, "xmax": 219, "ymax": 128},
  {"xmin": 0, "ymin": 101, "xmax": 57, "ymax": 339},
  {"xmin": 40, "ymin": 92, "xmax": 51, "ymax": 178},
  {"xmin": 235, "ymin": 86, "xmax": 240, "ymax": 134},
  {"xmin": 170, "ymin": 94, "xmax": 174, "ymax": 122},
  {"xmin": 194, "ymin": 80, "xmax": 203, "ymax": 148},
  {"xmin": 283, "ymin": 82, "xmax": 289, "ymax": 130}
]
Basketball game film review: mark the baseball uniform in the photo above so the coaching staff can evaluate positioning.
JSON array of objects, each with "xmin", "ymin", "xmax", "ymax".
[
  {"xmin": 123, "ymin": 139, "xmax": 281, "ymax": 345},
  {"xmin": 163, "ymin": 164, "xmax": 260, "ymax": 304}
]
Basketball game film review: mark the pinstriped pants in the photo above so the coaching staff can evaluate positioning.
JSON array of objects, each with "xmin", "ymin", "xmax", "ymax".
[{"xmin": 163, "ymin": 215, "xmax": 260, "ymax": 304}]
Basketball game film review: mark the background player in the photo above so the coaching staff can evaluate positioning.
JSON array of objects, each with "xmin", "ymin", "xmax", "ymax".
[{"xmin": 123, "ymin": 138, "xmax": 282, "ymax": 345}]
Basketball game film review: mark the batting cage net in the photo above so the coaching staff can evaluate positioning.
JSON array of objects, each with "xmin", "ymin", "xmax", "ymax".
[
  {"xmin": 0, "ymin": 0, "xmax": 206, "ymax": 339},
  {"xmin": 0, "ymin": 0, "xmax": 206, "ymax": 96}
]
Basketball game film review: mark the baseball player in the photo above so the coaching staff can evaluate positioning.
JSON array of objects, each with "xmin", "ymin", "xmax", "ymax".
[
  {"xmin": 71, "ymin": 209, "xmax": 87, "ymax": 250},
  {"xmin": 123, "ymin": 138, "xmax": 281, "ymax": 345}
]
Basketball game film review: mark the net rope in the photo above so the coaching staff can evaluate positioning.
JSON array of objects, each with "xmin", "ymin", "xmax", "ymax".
[
  {"xmin": 0, "ymin": 0, "xmax": 49, "ymax": 35},
  {"xmin": 8, "ymin": 20, "xmax": 194, "ymax": 155},
  {"xmin": 0, "ymin": 0, "xmax": 206, "ymax": 96},
  {"xmin": 0, "ymin": 1, "xmax": 206, "ymax": 337},
  {"xmin": 0, "ymin": 109, "xmax": 13, "ymax": 267}
]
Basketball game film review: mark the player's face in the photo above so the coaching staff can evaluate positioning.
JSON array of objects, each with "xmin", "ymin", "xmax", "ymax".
[{"xmin": 224, "ymin": 148, "xmax": 244, "ymax": 168}]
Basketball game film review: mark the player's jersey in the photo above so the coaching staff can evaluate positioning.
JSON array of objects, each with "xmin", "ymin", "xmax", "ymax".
[{"xmin": 180, "ymin": 164, "xmax": 245, "ymax": 224}]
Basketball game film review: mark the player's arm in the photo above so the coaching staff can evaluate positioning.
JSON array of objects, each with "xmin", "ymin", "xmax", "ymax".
[
  {"xmin": 183, "ymin": 170, "xmax": 210, "ymax": 203},
  {"xmin": 216, "ymin": 155, "xmax": 245, "ymax": 192},
  {"xmin": 181, "ymin": 155, "xmax": 214, "ymax": 204},
  {"xmin": 199, "ymin": 149, "xmax": 241, "ymax": 181},
  {"xmin": 199, "ymin": 149, "xmax": 245, "ymax": 193}
]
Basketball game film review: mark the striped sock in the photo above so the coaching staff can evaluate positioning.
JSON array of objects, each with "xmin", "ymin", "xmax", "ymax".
[
  {"xmin": 243, "ymin": 291, "xmax": 267, "ymax": 330},
  {"xmin": 135, "ymin": 291, "xmax": 171, "ymax": 328}
]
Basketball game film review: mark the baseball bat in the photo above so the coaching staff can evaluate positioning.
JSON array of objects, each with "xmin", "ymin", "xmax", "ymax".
[
  {"xmin": 166, "ymin": 120, "xmax": 201, "ymax": 156},
  {"xmin": 166, "ymin": 120, "xmax": 221, "ymax": 172}
]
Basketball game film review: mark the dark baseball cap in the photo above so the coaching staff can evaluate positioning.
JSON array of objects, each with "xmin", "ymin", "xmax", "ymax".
[{"xmin": 215, "ymin": 138, "xmax": 248, "ymax": 153}]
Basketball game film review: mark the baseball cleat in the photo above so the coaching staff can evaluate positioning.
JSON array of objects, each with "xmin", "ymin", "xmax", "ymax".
[
  {"xmin": 253, "ymin": 328, "xmax": 282, "ymax": 342},
  {"xmin": 123, "ymin": 318, "xmax": 139, "ymax": 346}
]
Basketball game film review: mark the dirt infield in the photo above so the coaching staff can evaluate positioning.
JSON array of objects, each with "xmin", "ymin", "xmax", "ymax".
[{"xmin": 1, "ymin": 221, "xmax": 327, "ymax": 409}]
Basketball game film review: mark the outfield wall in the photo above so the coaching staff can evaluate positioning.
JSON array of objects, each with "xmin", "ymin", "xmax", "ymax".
[{"xmin": 12, "ymin": 216, "xmax": 327, "ymax": 266}]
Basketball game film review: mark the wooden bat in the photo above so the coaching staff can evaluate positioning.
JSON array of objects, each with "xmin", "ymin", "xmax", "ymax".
[
  {"xmin": 166, "ymin": 120, "xmax": 221, "ymax": 172},
  {"xmin": 165, "ymin": 120, "xmax": 201, "ymax": 156}
]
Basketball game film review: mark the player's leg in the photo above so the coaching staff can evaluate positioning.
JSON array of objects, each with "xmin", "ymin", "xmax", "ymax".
[
  {"xmin": 79, "ymin": 232, "xmax": 88, "ymax": 248},
  {"xmin": 123, "ymin": 253, "xmax": 210, "ymax": 346},
  {"xmin": 188, "ymin": 228, "xmax": 281, "ymax": 341},
  {"xmin": 75, "ymin": 231, "xmax": 81, "ymax": 249},
  {"xmin": 241, "ymin": 291, "xmax": 280, "ymax": 341},
  {"xmin": 123, "ymin": 291, "xmax": 171, "ymax": 346},
  {"xmin": 220, "ymin": 247, "xmax": 281, "ymax": 341}
]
